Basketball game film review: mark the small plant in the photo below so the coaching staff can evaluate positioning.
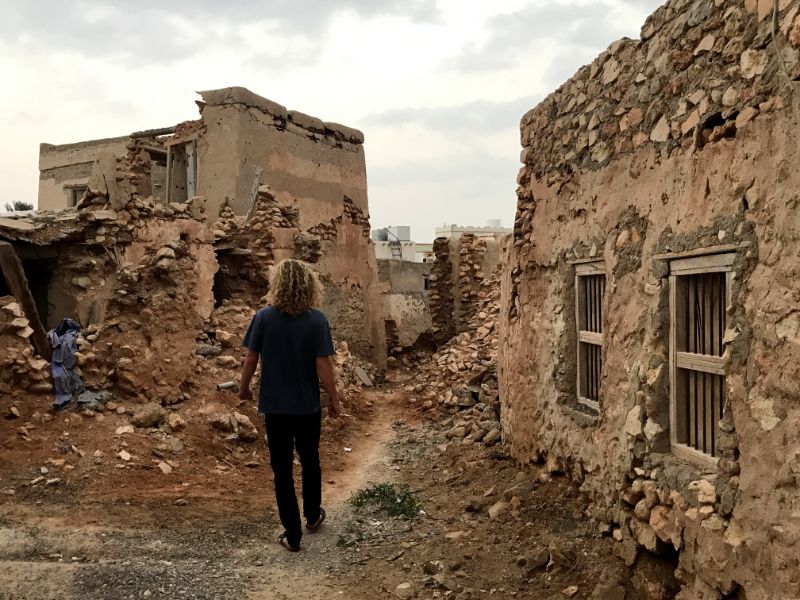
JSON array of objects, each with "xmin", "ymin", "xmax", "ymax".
[
  {"xmin": 4, "ymin": 201, "xmax": 33, "ymax": 212},
  {"xmin": 350, "ymin": 483, "xmax": 422, "ymax": 519}
]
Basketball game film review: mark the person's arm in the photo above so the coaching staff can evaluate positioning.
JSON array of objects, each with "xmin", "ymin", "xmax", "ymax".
[
  {"xmin": 239, "ymin": 349, "xmax": 259, "ymax": 401},
  {"xmin": 316, "ymin": 355, "xmax": 340, "ymax": 418}
]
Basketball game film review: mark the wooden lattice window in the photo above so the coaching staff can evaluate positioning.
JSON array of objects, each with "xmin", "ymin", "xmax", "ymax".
[
  {"xmin": 669, "ymin": 252, "xmax": 733, "ymax": 466},
  {"xmin": 575, "ymin": 261, "xmax": 606, "ymax": 409}
]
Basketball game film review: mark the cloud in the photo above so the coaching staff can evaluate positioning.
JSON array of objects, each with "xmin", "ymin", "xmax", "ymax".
[
  {"xmin": 448, "ymin": 0, "xmax": 663, "ymax": 73},
  {"xmin": 0, "ymin": 0, "xmax": 440, "ymax": 65},
  {"xmin": 361, "ymin": 95, "xmax": 538, "ymax": 135}
]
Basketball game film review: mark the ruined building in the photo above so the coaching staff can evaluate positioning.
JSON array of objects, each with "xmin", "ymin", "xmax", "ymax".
[
  {"xmin": 25, "ymin": 88, "xmax": 385, "ymax": 364},
  {"xmin": 1, "ymin": 87, "xmax": 386, "ymax": 402},
  {"xmin": 500, "ymin": 0, "xmax": 800, "ymax": 597}
]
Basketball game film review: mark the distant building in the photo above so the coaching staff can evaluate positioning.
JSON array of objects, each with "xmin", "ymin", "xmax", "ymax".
[
  {"xmin": 434, "ymin": 220, "xmax": 511, "ymax": 239},
  {"xmin": 372, "ymin": 225, "xmax": 418, "ymax": 262},
  {"xmin": 415, "ymin": 242, "xmax": 434, "ymax": 263}
]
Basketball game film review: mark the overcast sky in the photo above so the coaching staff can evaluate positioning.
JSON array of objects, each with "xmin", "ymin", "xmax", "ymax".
[{"xmin": 0, "ymin": 0, "xmax": 662, "ymax": 241}]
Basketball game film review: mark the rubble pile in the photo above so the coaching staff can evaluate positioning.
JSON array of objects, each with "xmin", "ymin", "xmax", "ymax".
[
  {"xmin": 0, "ymin": 298, "xmax": 51, "ymax": 395},
  {"xmin": 428, "ymin": 237, "xmax": 455, "ymax": 344},
  {"xmin": 331, "ymin": 340, "xmax": 379, "ymax": 411},
  {"xmin": 402, "ymin": 263, "xmax": 502, "ymax": 449}
]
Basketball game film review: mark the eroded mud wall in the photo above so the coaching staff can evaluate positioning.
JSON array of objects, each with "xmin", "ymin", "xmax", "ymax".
[
  {"xmin": 499, "ymin": 0, "xmax": 800, "ymax": 597},
  {"xmin": 38, "ymin": 137, "xmax": 130, "ymax": 211},
  {"xmin": 188, "ymin": 88, "xmax": 385, "ymax": 365}
]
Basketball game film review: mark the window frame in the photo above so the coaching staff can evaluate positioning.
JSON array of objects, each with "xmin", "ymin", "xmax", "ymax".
[
  {"xmin": 668, "ymin": 252, "xmax": 734, "ymax": 468},
  {"xmin": 574, "ymin": 260, "xmax": 606, "ymax": 411}
]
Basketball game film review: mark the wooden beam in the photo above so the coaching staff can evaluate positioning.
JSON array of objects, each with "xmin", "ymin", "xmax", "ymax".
[
  {"xmin": 653, "ymin": 243, "xmax": 749, "ymax": 262},
  {"xmin": 578, "ymin": 330, "xmax": 603, "ymax": 345},
  {"xmin": 0, "ymin": 241, "xmax": 52, "ymax": 361}
]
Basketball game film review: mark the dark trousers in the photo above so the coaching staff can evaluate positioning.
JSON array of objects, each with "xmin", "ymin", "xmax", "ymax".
[{"xmin": 264, "ymin": 412, "xmax": 322, "ymax": 547}]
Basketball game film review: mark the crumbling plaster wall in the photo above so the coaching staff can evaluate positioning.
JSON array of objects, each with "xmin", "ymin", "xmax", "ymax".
[
  {"xmin": 499, "ymin": 0, "xmax": 800, "ymax": 597},
  {"xmin": 377, "ymin": 259, "xmax": 432, "ymax": 351},
  {"xmin": 38, "ymin": 137, "xmax": 130, "ymax": 211}
]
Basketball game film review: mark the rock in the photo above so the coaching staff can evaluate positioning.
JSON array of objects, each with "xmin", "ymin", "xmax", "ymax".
[
  {"xmin": 216, "ymin": 355, "xmax": 239, "ymax": 369},
  {"xmin": 156, "ymin": 246, "xmax": 176, "ymax": 260},
  {"xmin": 6, "ymin": 406, "xmax": 20, "ymax": 419},
  {"xmin": 210, "ymin": 412, "xmax": 237, "ymax": 432},
  {"xmin": 465, "ymin": 496, "xmax": 488, "ymax": 513},
  {"xmin": 650, "ymin": 116, "xmax": 670, "ymax": 142},
  {"xmin": 483, "ymin": 429, "xmax": 501, "ymax": 445},
  {"xmin": 562, "ymin": 585, "xmax": 579, "ymax": 598},
  {"xmin": 722, "ymin": 86, "xmax": 740, "ymax": 107},
  {"xmin": 624, "ymin": 405, "xmax": 643, "ymax": 437},
  {"xmin": 503, "ymin": 480, "xmax": 536, "ymax": 501},
  {"xmin": 522, "ymin": 548, "xmax": 550, "ymax": 575},
  {"xmin": 422, "ymin": 561, "xmax": 443, "ymax": 575},
  {"xmin": 130, "ymin": 403, "xmax": 166, "ymax": 428},
  {"xmin": 115, "ymin": 424, "xmax": 135, "ymax": 435},
  {"xmin": 234, "ymin": 412, "xmax": 259, "ymax": 442},
  {"xmin": 175, "ymin": 498, "xmax": 189, "ymax": 506},
  {"xmin": 688, "ymin": 479, "xmax": 717, "ymax": 504},
  {"xmin": 446, "ymin": 426, "xmax": 466, "ymax": 439},
  {"xmin": 354, "ymin": 366, "xmax": 373, "ymax": 386},
  {"xmin": 741, "ymin": 49, "xmax": 768, "ymax": 79},
  {"xmin": 735, "ymin": 106, "xmax": 759, "ymax": 128},
  {"xmin": 71, "ymin": 277, "xmax": 92, "ymax": 289},
  {"xmin": 650, "ymin": 504, "xmax": 679, "ymax": 547},
  {"xmin": 487, "ymin": 501, "xmax": 510, "ymax": 519},
  {"xmin": 634, "ymin": 498, "xmax": 651, "ymax": 521},
  {"xmin": 196, "ymin": 344, "xmax": 222, "ymax": 357},
  {"xmin": 694, "ymin": 34, "xmax": 715, "ymax": 55},
  {"xmin": 117, "ymin": 450, "xmax": 132, "ymax": 462},
  {"xmin": 216, "ymin": 330, "xmax": 235, "ymax": 347},
  {"xmin": 157, "ymin": 461, "xmax": 173, "ymax": 474},
  {"xmin": 394, "ymin": 582, "xmax": 414, "ymax": 599},
  {"xmin": 160, "ymin": 411, "xmax": 183, "ymax": 430}
]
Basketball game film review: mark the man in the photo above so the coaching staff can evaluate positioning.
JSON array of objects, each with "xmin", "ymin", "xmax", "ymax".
[{"xmin": 239, "ymin": 258, "xmax": 341, "ymax": 552}]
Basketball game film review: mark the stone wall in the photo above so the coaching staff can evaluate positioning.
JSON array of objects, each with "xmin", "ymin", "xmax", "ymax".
[
  {"xmin": 430, "ymin": 234, "xmax": 507, "ymax": 344},
  {"xmin": 500, "ymin": 0, "xmax": 800, "ymax": 598}
]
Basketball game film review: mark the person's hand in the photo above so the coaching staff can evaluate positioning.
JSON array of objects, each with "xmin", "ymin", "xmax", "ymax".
[
  {"xmin": 239, "ymin": 386, "xmax": 253, "ymax": 402},
  {"xmin": 328, "ymin": 397, "xmax": 341, "ymax": 418}
]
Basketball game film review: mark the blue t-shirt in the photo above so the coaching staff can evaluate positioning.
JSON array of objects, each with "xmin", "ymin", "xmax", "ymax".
[{"xmin": 243, "ymin": 307, "xmax": 335, "ymax": 415}]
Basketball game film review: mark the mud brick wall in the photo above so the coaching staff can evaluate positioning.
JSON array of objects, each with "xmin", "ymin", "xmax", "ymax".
[
  {"xmin": 499, "ymin": 0, "xmax": 800, "ymax": 598},
  {"xmin": 183, "ymin": 89, "xmax": 385, "ymax": 365}
]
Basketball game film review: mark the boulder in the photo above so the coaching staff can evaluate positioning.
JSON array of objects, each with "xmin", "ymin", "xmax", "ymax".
[{"xmin": 130, "ymin": 403, "xmax": 166, "ymax": 428}]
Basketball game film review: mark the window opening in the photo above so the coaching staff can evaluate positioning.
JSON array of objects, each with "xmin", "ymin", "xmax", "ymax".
[
  {"xmin": 669, "ymin": 252, "xmax": 733, "ymax": 465},
  {"xmin": 575, "ymin": 261, "xmax": 605, "ymax": 409},
  {"xmin": 66, "ymin": 185, "xmax": 87, "ymax": 208}
]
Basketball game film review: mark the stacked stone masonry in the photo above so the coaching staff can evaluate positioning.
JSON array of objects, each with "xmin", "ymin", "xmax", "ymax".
[{"xmin": 500, "ymin": 1, "xmax": 800, "ymax": 598}]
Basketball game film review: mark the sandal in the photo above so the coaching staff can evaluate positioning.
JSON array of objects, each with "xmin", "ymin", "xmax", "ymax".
[
  {"xmin": 306, "ymin": 507, "xmax": 326, "ymax": 532},
  {"xmin": 278, "ymin": 533, "xmax": 301, "ymax": 552}
]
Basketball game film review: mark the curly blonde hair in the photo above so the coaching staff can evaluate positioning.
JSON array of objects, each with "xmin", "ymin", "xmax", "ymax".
[{"xmin": 268, "ymin": 259, "xmax": 322, "ymax": 316}]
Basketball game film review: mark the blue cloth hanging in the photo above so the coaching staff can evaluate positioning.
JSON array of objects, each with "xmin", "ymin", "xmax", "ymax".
[{"xmin": 48, "ymin": 318, "xmax": 85, "ymax": 409}]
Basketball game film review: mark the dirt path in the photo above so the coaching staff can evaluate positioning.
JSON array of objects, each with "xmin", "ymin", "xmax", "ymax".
[
  {"xmin": 246, "ymin": 388, "xmax": 408, "ymax": 599},
  {"xmin": 0, "ymin": 387, "xmax": 408, "ymax": 600},
  {"xmin": 1, "ymin": 383, "xmax": 643, "ymax": 600}
]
